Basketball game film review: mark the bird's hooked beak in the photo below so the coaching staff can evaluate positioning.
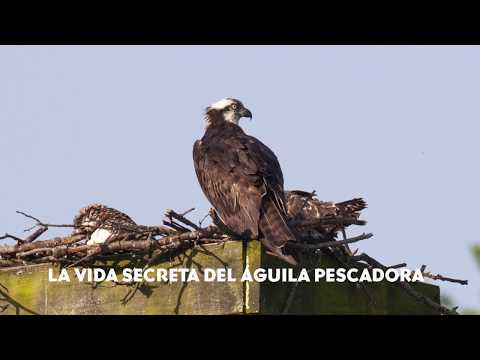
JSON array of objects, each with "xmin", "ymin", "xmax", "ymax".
[{"xmin": 239, "ymin": 107, "xmax": 252, "ymax": 120}]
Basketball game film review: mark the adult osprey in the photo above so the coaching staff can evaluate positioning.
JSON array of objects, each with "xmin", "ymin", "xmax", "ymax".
[{"xmin": 193, "ymin": 98, "xmax": 297, "ymax": 265}]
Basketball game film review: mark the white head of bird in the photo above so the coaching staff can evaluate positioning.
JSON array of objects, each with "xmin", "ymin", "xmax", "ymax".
[{"xmin": 204, "ymin": 98, "xmax": 252, "ymax": 128}]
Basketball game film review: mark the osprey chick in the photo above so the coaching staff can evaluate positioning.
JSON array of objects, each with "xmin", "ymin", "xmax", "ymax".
[
  {"xmin": 193, "ymin": 98, "xmax": 297, "ymax": 265},
  {"xmin": 285, "ymin": 190, "xmax": 367, "ymax": 234},
  {"xmin": 285, "ymin": 190, "xmax": 367, "ymax": 256},
  {"xmin": 73, "ymin": 204, "xmax": 137, "ymax": 245}
]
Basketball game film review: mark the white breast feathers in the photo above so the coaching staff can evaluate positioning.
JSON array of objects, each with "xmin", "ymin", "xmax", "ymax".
[{"xmin": 86, "ymin": 228, "xmax": 113, "ymax": 245}]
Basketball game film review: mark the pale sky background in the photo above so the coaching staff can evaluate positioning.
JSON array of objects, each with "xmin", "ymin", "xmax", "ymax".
[{"xmin": 0, "ymin": 45, "xmax": 478, "ymax": 311}]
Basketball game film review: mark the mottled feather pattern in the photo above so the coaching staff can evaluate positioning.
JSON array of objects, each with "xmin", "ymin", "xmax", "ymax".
[
  {"xmin": 335, "ymin": 198, "xmax": 367, "ymax": 216},
  {"xmin": 73, "ymin": 203, "xmax": 137, "ymax": 236},
  {"xmin": 285, "ymin": 190, "xmax": 367, "ymax": 234}
]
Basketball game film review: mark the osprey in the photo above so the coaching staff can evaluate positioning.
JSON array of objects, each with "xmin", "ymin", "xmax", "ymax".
[
  {"xmin": 285, "ymin": 190, "xmax": 367, "ymax": 235},
  {"xmin": 193, "ymin": 98, "xmax": 297, "ymax": 265},
  {"xmin": 73, "ymin": 204, "xmax": 137, "ymax": 245},
  {"xmin": 285, "ymin": 190, "xmax": 367, "ymax": 256}
]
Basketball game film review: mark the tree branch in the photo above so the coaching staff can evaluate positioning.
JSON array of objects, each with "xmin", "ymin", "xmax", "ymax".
[{"xmin": 288, "ymin": 233, "xmax": 373, "ymax": 250}]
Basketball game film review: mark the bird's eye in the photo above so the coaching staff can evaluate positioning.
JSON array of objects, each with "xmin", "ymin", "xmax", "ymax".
[{"xmin": 231, "ymin": 104, "xmax": 238, "ymax": 110}]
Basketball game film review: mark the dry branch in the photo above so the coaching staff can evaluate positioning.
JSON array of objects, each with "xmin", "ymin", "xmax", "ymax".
[
  {"xmin": 165, "ymin": 209, "xmax": 201, "ymax": 231},
  {"xmin": 289, "ymin": 216, "xmax": 367, "ymax": 228},
  {"xmin": 418, "ymin": 265, "xmax": 468, "ymax": 285},
  {"xmin": 0, "ymin": 233, "xmax": 24, "ymax": 243},
  {"xmin": 289, "ymin": 233, "xmax": 373, "ymax": 250},
  {"xmin": 0, "ymin": 233, "xmax": 86, "ymax": 255}
]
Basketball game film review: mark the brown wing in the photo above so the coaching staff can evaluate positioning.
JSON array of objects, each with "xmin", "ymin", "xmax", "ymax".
[
  {"xmin": 193, "ymin": 123, "xmax": 289, "ymax": 239},
  {"xmin": 243, "ymin": 135, "xmax": 288, "ymax": 217},
  {"xmin": 193, "ymin": 137, "xmax": 261, "ymax": 238}
]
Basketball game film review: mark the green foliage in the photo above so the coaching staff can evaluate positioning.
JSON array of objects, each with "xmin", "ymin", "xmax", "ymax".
[
  {"xmin": 472, "ymin": 244, "xmax": 480, "ymax": 269},
  {"xmin": 461, "ymin": 244, "xmax": 480, "ymax": 314},
  {"xmin": 443, "ymin": 245, "xmax": 480, "ymax": 314}
]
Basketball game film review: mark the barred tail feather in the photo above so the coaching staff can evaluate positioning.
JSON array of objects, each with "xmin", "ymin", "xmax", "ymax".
[
  {"xmin": 335, "ymin": 198, "xmax": 367, "ymax": 216},
  {"xmin": 258, "ymin": 197, "xmax": 298, "ymax": 266}
]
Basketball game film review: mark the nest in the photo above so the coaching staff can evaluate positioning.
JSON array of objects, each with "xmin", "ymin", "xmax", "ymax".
[
  {"xmin": 0, "ymin": 195, "xmax": 467, "ymax": 315},
  {"xmin": 0, "ymin": 205, "xmax": 370, "ymax": 269}
]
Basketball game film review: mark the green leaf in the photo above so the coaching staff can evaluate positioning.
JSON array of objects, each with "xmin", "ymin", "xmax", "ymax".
[{"xmin": 472, "ymin": 244, "xmax": 480, "ymax": 269}]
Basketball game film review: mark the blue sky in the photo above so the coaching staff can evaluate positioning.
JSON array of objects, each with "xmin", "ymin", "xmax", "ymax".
[{"xmin": 0, "ymin": 45, "xmax": 478, "ymax": 310}]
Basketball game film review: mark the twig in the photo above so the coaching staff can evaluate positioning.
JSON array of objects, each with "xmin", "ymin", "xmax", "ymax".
[
  {"xmin": 198, "ymin": 212, "xmax": 211, "ymax": 228},
  {"xmin": 390, "ymin": 263, "xmax": 408, "ymax": 269},
  {"xmin": 25, "ymin": 226, "xmax": 48, "ymax": 243},
  {"xmin": 289, "ymin": 216, "xmax": 367, "ymax": 228},
  {"xmin": 16, "ymin": 247, "xmax": 53, "ymax": 258},
  {"xmin": 0, "ymin": 233, "xmax": 86, "ymax": 255},
  {"xmin": 418, "ymin": 265, "xmax": 468, "ymax": 285},
  {"xmin": 0, "ymin": 233, "xmax": 24, "ymax": 243},
  {"xmin": 0, "ymin": 286, "xmax": 40, "ymax": 315},
  {"xmin": 165, "ymin": 209, "xmax": 200, "ymax": 231},
  {"xmin": 163, "ymin": 219, "xmax": 189, "ymax": 232},
  {"xmin": 288, "ymin": 233, "xmax": 373, "ymax": 250},
  {"xmin": 16, "ymin": 210, "xmax": 75, "ymax": 231},
  {"xmin": 180, "ymin": 208, "xmax": 195, "ymax": 217},
  {"xmin": 16, "ymin": 211, "xmax": 42, "ymax": 224}
]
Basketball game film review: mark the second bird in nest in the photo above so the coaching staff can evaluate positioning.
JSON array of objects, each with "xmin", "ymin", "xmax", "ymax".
[{"xmin": 72, "ymin": 204, "xmax": 137, "ymax": 245}]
